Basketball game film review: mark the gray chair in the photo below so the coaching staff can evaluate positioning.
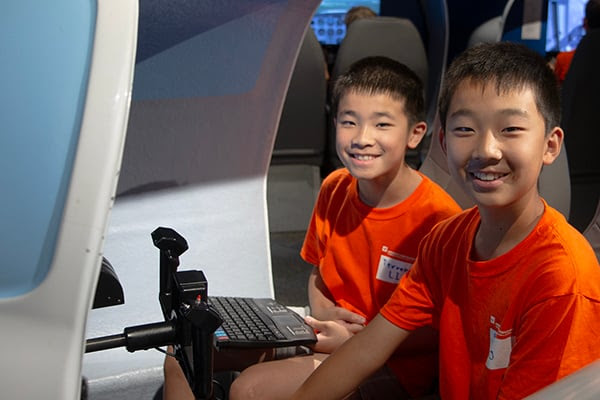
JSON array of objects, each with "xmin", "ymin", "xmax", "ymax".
[
  {"xmin": 271, "ymin": 28, "xmax": 327, "ymax": 166},
  {"xmin": 584, "ymin": 200, "xmax": 600, "ymax": 261},
  {"xmin": 420, "ymin": 0, "xmax": 451, "ymax": 130},
  {"xmin": 466, "ymin": 0, "xmax": 515, "ymax": 48},
  {"xmin": 331, "ymin": 16, "xmax": 428, "ymax": 88},
  {"xmin": 268, "ymin": 27, "xmax": 327, "ymax": 232},
  {"xmin": 467, "ymin": 16, "xmax": 503, "ymax": 48}
]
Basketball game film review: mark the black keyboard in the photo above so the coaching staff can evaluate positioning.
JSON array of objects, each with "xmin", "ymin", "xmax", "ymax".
[{"xmin": 210, "ymin": 297, "xmax": 317, "ymax": 348}]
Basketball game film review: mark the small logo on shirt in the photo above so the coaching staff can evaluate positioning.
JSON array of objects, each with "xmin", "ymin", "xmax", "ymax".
[
  {"xmin": 376, "ymin": 246, "xmax": 414, "ymax": 284},
  {"xmin": 486, "ymin": 315, "xmax": 513, "ymax": 370}
]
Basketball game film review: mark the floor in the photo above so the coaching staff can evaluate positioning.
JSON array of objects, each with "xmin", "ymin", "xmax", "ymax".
[{"xmin": 269, "ymin": 230, "xmax": 312, "ymax": 307}]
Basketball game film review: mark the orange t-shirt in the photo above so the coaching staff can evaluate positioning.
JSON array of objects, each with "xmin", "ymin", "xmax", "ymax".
[
  {"xmin": 301, "ymin": 168, "xmax": 461, "ymax": 396},
  {"xmin": 554, "ymin": 50, "xmax": 575, "ymax": 84},
  {"xmin": 381, "ymin": 203, "xmax": 600, "ymax": 399}
]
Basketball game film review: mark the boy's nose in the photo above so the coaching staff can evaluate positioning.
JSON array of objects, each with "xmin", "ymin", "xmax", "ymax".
[
  {"xmin": 473, "ymin": 131, "xmax": 502, "ymax": 161},
  {"xmin": 351, "ymin": 126, "xmax": 375, "ymax": 146}
]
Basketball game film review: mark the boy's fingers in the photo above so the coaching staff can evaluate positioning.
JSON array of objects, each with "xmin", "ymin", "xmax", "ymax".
[
  {"xmin": 345, "ymin": 322, "xmax": 365, "ymax": 334},
  {"xmin": 304, "ymin": 315, "xmax": 322, "ymax": 329},
  {"xmin": 305, "ymin": 316, "xmax": 337, "ymax": 334},
  {"xmin": 334, "ymin": 308, "xmax": 366, "ymax": 325}
]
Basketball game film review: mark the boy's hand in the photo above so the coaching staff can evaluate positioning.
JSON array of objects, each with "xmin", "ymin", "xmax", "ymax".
[
  {"xmin": 305, "ymin": 316, "xmax": 357, "ymax": 354},
  {"xmin": 314, "ymin": 306, "xmax": 366, "ymax": 333}
]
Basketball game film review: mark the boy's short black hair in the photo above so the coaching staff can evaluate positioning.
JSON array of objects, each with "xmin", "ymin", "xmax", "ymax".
[
  {"xmin": 331, "ymin": 56, "xmax": 425, "ymax": 125},
  {"xmin": 438, "ymin": 42, "xmax": 560, "ymax": 133}
]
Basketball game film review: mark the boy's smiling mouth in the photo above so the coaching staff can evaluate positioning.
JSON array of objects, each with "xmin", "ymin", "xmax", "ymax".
[
  {"xmin": 471, "ymin": 171, "xmax": 507, "ymax": 181},
  {"xmin": 351, "ymin": 153, "xmax": 378, "ymax": 161}
]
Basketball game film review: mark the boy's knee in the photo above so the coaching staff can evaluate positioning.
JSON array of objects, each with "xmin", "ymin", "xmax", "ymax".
[
  {"xmin": 163, "ymin": 354, "xmax": 181, "ymax": 378},
  {"xmin": 229, "ymin": 371, "xmax": 263, "ymax": 400}
]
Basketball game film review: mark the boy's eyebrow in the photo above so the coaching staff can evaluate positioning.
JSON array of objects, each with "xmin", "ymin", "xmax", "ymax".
[
  {"xmin": 498, "ymin": 108, "xmax": 530, "ymax": 118},
  {"xmin": 338, "ymin": 109, "xmax": 358, "ymax": 117},
  {"xmin": 372, "ymin": 111, "xmax": 395, "ymax": 119},
  {"xmin": 338, "ymin": 109, "xmax": 395, "ymax": 119},
  {"xmin": 447, "ymin": 109, "xmax": 475, "ymax": 120},
  {"xmin": 448, "ymin": 108, "xmax": 530, "ymax": 120}
]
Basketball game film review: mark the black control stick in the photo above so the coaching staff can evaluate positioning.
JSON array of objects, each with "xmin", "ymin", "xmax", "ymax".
[{"xmin": 85, "ymin": 227, "xmax": 223, "ymax": 400}]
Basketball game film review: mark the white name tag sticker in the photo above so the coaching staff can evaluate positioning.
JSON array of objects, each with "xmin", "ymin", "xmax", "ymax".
[
  {"xmin": 376, "ymin": 255, "xmax": 412, "ymax": 284},
  {"xmin": 486, "ymin": 328, "xmax": 513, "ymax": 370}
]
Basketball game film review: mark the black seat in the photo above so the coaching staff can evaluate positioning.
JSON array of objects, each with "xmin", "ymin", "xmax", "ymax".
[{"xmin": 561, "ymin": 29, "xmax": 600, "ymax": 234}]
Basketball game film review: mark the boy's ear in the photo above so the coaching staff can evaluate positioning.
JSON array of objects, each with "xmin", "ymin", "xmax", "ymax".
[
  {"xmin": 542, "ymin": 126, "xmax": 564, "ymax": 165},
  {"xmin": 440, "ymin": 128, "xmax": 447, "ymax": 155},
  {"xmin": 407, "ymin": 121, "xmax": 427, "ymax": 149}
]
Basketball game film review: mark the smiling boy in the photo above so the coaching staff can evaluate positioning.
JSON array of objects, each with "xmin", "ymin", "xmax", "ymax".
[
  {"xmin": 224, "ymin": 57, "xmax": 461, "ymax": 400},
  {"xmin": 290, "ymin": 42, "xmax": 600, "ymax": 400}
]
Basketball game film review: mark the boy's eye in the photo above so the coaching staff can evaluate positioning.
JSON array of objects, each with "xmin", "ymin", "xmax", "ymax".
[
  {"xmin": 451, "ymin": 126, "xmax": 474, "ymax": 135},
  {"xmin": 339, "ymin": 120, "xmax": 356, "ymax": 127},
  {"xmin": 376, "ymin": 122, "xmax": 392, "ymax": 128},
  {"xmin": 502, "ymin": 126, "xmax": 524, "ymax": 134}
]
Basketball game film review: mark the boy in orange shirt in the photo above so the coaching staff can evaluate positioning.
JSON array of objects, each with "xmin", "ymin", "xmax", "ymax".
[
  {"xmin": 225, "ymin": 57, "xmax": 461, "ymax": 400},
  {"xmin": 291, "ymin": 42, "xmax": 600, "ymax": 400}
]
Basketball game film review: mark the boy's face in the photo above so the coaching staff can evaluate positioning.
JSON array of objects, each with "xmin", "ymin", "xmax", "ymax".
[
  {"xmin": 335, "ymin": 91, "xmax": 425, "ymax": 183},
  {"xmin": 443, "ymin": 81, "xmax": 562, "ymax": 211}
]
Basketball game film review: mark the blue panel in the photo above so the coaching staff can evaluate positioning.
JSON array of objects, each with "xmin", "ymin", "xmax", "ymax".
[
  {"xmin": 0, "ymin": 0, "xmax": 96, "ymax": 297},
  {"xmin": 311, "ymin": 0, "xmax": 381, "ymax": 45}
]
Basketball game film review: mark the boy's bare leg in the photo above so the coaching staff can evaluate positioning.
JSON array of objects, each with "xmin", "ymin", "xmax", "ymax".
[
  {"xmin": 230, "ymin": 354, "xmax": 413, "ymax": 400},
  {"xmin": 162, "ymin": 346, "xmax": 277, "ymax": 400},
  {"xmin": 229, "ymin": 352, "xmax": 328, "ymax": 400},
  {"xmin": 163, "ymin": 353, "xmax": 193, "ymax": 400}
]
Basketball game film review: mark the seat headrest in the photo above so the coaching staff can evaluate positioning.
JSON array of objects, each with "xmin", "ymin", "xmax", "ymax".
[{"xmin": 331, "ymin": 16, "xmax": 428, "ymax": 90}]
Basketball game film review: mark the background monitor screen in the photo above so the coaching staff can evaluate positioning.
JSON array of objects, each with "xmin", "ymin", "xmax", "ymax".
[
  {"xmin": 546, "ymin": 0, "xmax": 587, "ymax": 52},
  {"xmin": 311, "ymin": 0, "xmax": 381, "ymax": 45}
]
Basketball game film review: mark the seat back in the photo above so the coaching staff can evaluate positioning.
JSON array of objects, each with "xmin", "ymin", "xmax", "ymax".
[
  {"xmin": 271, "ymin": 28, "xmax": 327, "ymax": 166},
  {"xmin": 583, "ymin": 200, "xmax": 600, "ymax": 261},
  {"xmin": 269, "ymin": 27, "xmax": 327, "ymax": 232},
  {"xmin": 467, "ymin": 16, "xmax": 504, "ymax": 48},
  {"xmin": 419, "ymin": 0, "xmax": 450, "ymax": 131},
  {"xmin": 0, "ymin": 0, "xmax": 137, "ymax": 398},
  {"xmin": 467, "ymin": 0, "xmax": 515, "ymax": 48},
  {"xmin": 538, "ymin": 140, "xmax": 571, "ymax": 219},
  {"xmin": 331, "ymin": 16, "xmax": 428, "ymax": 90},
  {"xmin": 561, "ymin": 29, "xmax": 600, "ymax": 233}
]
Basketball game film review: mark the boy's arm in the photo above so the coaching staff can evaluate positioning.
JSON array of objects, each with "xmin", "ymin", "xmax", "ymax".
[
  {"xmin": 305, "ymin": 316, "xmax": 354, "ymax": 354},
  {"xmin": 291, "ymin": 314, "xmax": 410, "ymax": 400},
  {"xmin": 308, "ymin": 266, "xmax": 366, "ymax": 330},
  {"xmin": 307, "ymin": 266, "xmax": 335, "ymax": 312}
]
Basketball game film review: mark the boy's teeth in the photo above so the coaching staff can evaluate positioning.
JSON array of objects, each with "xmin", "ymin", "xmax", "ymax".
[
  {"xmin": 473, "ymin": 172, "xmax": 503, "ymax": 181},
  {"xmin": 354, "ymin": 154, "xmax": 375, "ymax": 161}
]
